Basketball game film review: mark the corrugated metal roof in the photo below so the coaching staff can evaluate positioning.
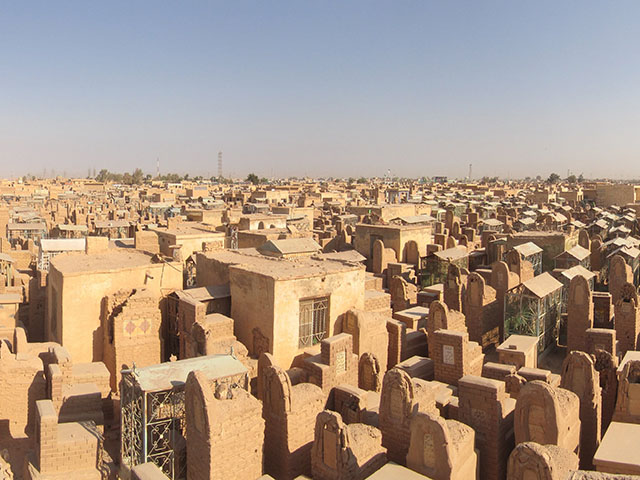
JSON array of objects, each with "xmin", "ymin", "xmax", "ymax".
[
  {"xmin": 561, "ymin": 265, "xmax": 596, "ymax": 281},
  {"xmin": 559, "ymin": 245, "xmax": 591, "ymax": 261},
  {"xmin": 483, "ymin": 218, "xmax": 504, "ymax": 226},
  {"xmin": 132, "ymin": 354, "xmax": 247, "ymax": 392},
  {"xmin": 608, "ymin": 245, "xmax": 640, "ymax": 259},
  {"xmin": 523, "ymin": 272, "xmax": 563, "ymax": 298},
  {"xmin": 0, "ymin": 253, "xmax": 15, "ymax": 263},
  {"xmin": 434, "ymin": 246, "xmax": 469, "ymax": 261},
  {"xmin": 57, "ymin": 224, "xmax": 88, "ymax": 231},
  {"xmin": 7, "ymin": 222, "xmax": 47, "ymax": 231},
  {"xmin": 514, "ymin": 242, "xmax": 543, "ymax": 257}
]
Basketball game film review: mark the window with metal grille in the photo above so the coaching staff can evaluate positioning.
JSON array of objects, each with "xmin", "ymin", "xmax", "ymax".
[{"xmin": 299, "ymin": 297, "xmax": 329, "ymax": 348}]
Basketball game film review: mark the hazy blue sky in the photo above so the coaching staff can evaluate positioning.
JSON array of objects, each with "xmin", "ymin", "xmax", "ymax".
[{"xmin": 2, "ymin": 1, "xmax": 640, "ymax": 179}]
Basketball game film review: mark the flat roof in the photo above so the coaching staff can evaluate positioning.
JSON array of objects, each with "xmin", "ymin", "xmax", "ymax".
[
  {"xmin": 390, "ymin": 215, "xmax": 436, "ymax": 224},
  {"xmin": 483, "ymin": 218, "xmax": 504, "ymax": 226},
  {"xmin": 41, "ymin": 238, "xmax": 86, "ymax": 252},
  {"xmin": 355, "ymin": 222, "xmax": 429, "ymax": 231},
  {"xmin": 617, "ymin": 350, "xmax": 640, "ymax": 375},
  {"xmin": 51, "ymin": 249, "xmax": 164, "ymax": 275},
  {"xmin": 7, "ymin": 222, "xmax": 47, "ymax": 230},
  {"xmin": 209, "ymin": 248, "xmax": 363, "ymax": 280},
  {"xmin": 94, "ymin": 220, "xmax": 131, "ymax": 228},
  {"xmin": 497, "ymin": 334, "xmax": 538, "ymax": 352},
  {"xmin": 176, "ymin": 284, "xmax": 231, "ymax": 301},
  {"xmin": 318, "ymin": 250, "xmax": 366, "ymax": 263},
  {"xmin": 57, "ymin": 224, "xmax": 88, "ymax": 231},
  {"xmin": 0, "ymin": 293, "xmax": 21, "ymax": 304},
  {"xmin": 258, "ymin": 237, "xmax": 321, "ymax": 255},
  {"xmin": 131, "ymin": 354, "xmax": 247, "ymax": 392},
  {"xmin": 593, "ymin": 422, "xmax": 640, "ymax": 473},
  {"xmin": 152, "ymin": 224, "xmax": 223, "ymax": 238}
]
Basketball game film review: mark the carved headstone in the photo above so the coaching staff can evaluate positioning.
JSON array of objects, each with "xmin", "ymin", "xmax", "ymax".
[
  {"xmin": 406, "ymin": 411, "xmax": 477, "ymax": 480},
  {"xmin": 566, "ymin": 275, "xmax": 593, "ymax": 353},
  {"xmin": 507, "ymin": 442, "xmax": 579, "ymax": 480},
  {"xmin": 514, "ymin": 381, "xmax": 581, "ymax": 455},
  {"xmin": 560, "ymin": 351, "xmax": 601, "ymax": 469},
  {"xmin": 358, "ymin": 352, "xmax": 382, "ymax": 392}
]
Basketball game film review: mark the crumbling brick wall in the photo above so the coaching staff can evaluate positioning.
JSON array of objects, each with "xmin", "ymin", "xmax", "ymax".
[
  {"xmin": 0, "ymin": 342, "xmax": 46, "ymax": 438},
  {"xmin": 303, "ymin": 334, "xmax": 358, "ymax": 394},
  {"xmin": 185, "ymin": 370, "xmax": 263, "ymax": 480},
  {"xmin": 102, "ymin": 289, "xmax": 162, "ymax": 392},
  {"xmin": 458, "ymin": 375, "xmax": 516, "ymax": 480},
  {"xmin": 262, "ymin": 364, "xmax": 326, "ymax": 479},
  {"xmin": 379, "ymin": 368, "xmax": 437, "ymax": 465}
]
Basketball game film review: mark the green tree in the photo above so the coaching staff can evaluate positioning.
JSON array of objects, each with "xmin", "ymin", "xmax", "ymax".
[
  {"xmin": 131, "ymin": 168, "xmax": 144, "ymax": 185},
  {"xmin": 547, "ymin": 172, "xmax": 561, "ymax": 183},
  {"xmin": 567, "ymin": 174, "xmax": 577, "ymax": 184},
  {"xmin": 96, "ymin": 169, "xmax": 109, "ymax": 182},
  {"xmin": 246, "ymin": 173, "xmax": 259, "ymax": 185}
]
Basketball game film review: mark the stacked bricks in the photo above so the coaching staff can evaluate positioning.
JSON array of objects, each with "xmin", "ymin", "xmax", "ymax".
[
  {"xmin": 303, "ymin": 333, "xmax": 358, "ymax": 394},
  {"xmin": 613, "ymin": 282, "xmax": 640, "ymax": 356},
  {"xmin": 561, "ymin": 351, "xmax": 602, "ymax": 469},
  {"xmin": 585, "ymin": 328, "xmax": 616, "ymax": 357},
  {"xmin": 592, "ymin": 291, "xmax": 613, "ymax": 328},
  {"xmin": 364, "ymin": 290, "xmax": 391, "ymax": 313},
  {"xmin": 185, "ymin": 371, "xmax": 264, "ymax": 480},
  {"xmin": 458, "ymin": 375, "xmax": 516, "ymax": 480},
  {"xmin": 431, "ymin": 330, "xmax": 483, "ymax": 386},
  {"xmin": 262, "ymin": 364, "xmax": 326, "ymax": 479},
  {"xmin": 465, "ymin": 273, "xmax": 501, "ymax": 350},
  {"xmin": 386, "ymin": 320, "xmax": 406, "ymax": 370},
  {"xmin": 566, "ymin": 275, "xmax": 593, "ymax": 354},
  {"xmin": 34, "ymin": 399, "xmax": 101, "ymax": 477},
  {"xmin": 190, "ymin": 313, "xmax": 245, "ymax": 358},
  {"xmin": 482, "ymin": 362, "xmax": 517, "ymax": 382},
  {"xmin": 102, "ymin": 289, "xmax": 161, "ymax": 392},
  {"xmin": 379, "ymin": 368, "xmax": 437, "ymax": 465},
  {"xmin": 0, "ymin": 343, "xmax": 46, "ymax": 437},
  {"xmin": 177, "ymin": 295, "xmax": 207, "ymax": 357},
  {"xmin": 342, "ymin": 309, "xmax": 389, "ymax": 377}
]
